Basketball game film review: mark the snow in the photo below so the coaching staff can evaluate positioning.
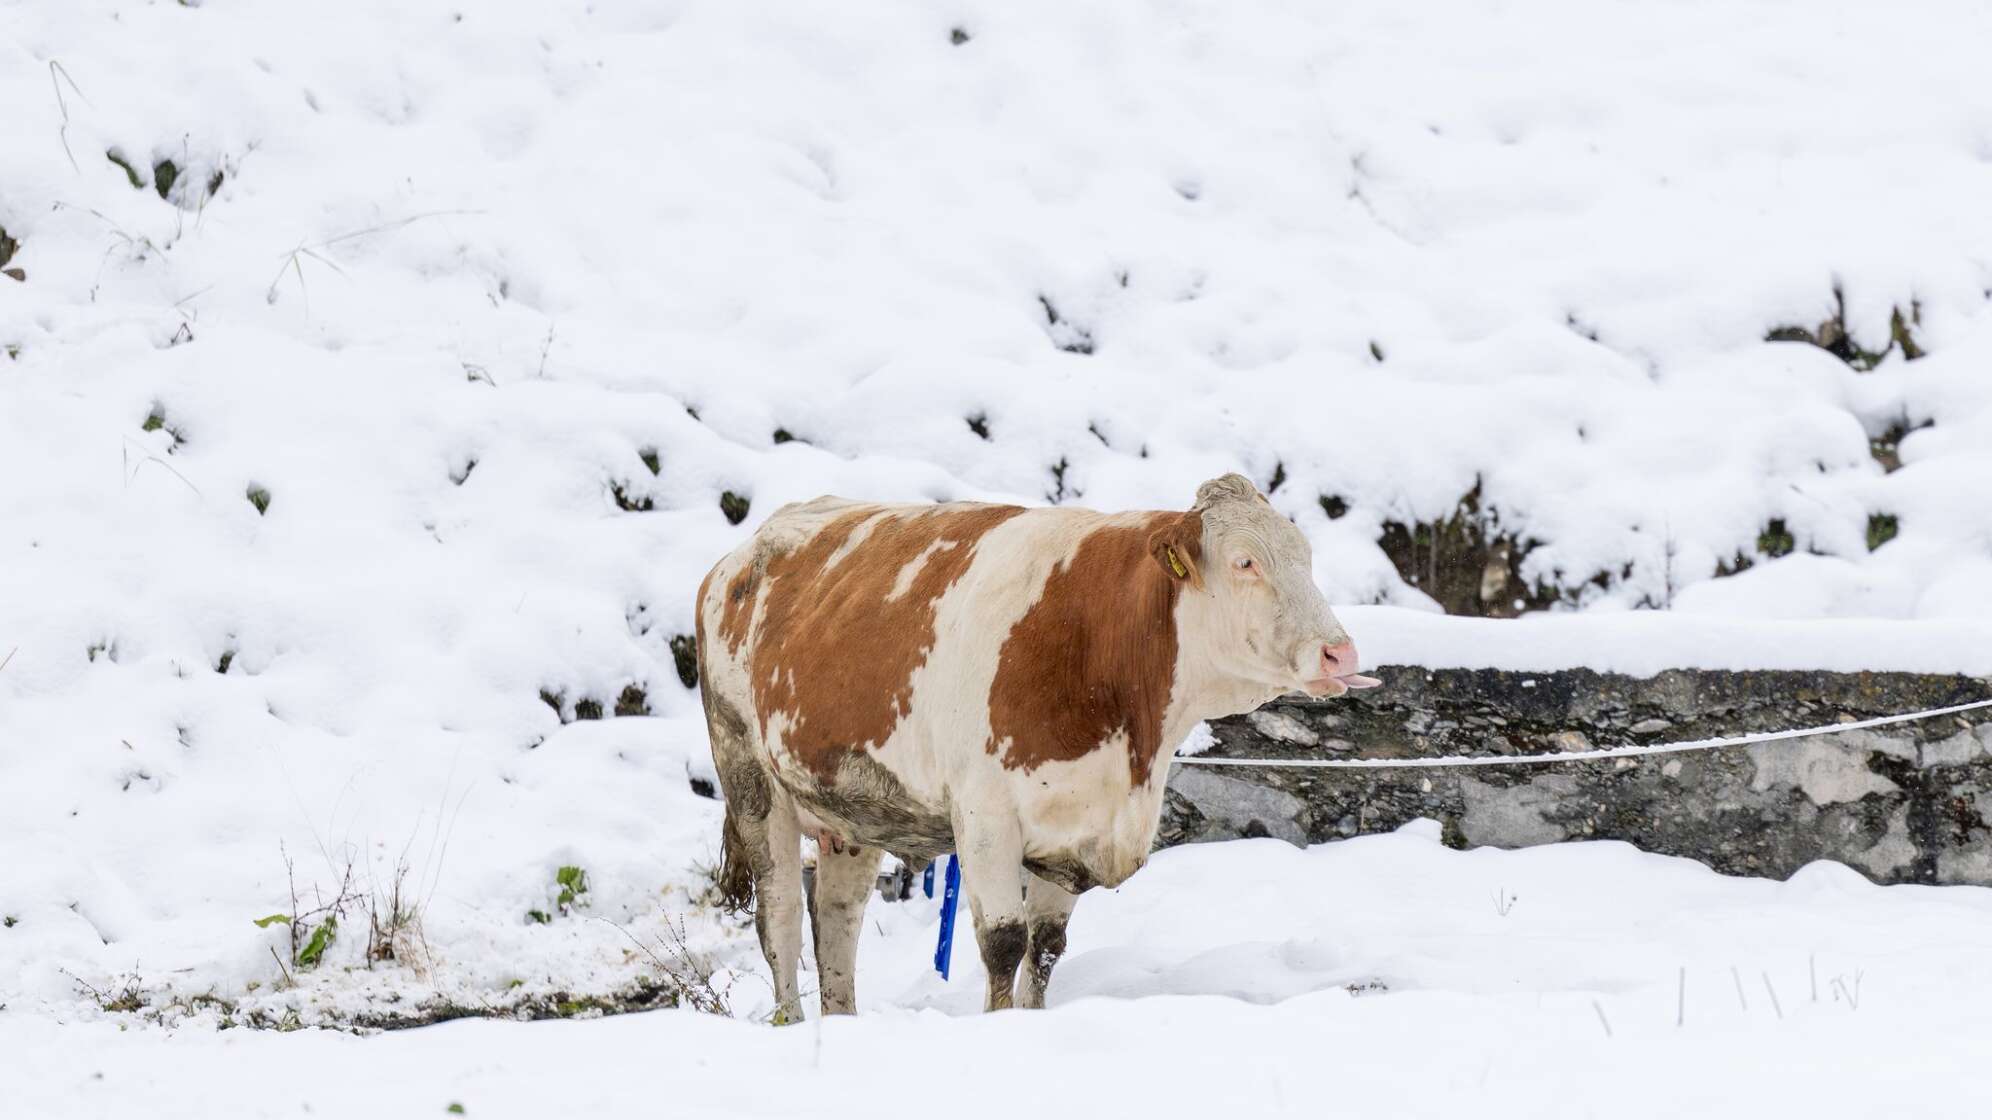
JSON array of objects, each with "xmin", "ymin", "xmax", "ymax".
[
  {"xmin": 12, "ymin": 826, "xmax": 1992, "ymax": 1117},
  {"xmin": 8, "ymin": 0, "xmax": 1992, "ymax": 1111},
  {"xmin": 1345, "ymin": 606, "xmax": 1992, "ymax": 678}
]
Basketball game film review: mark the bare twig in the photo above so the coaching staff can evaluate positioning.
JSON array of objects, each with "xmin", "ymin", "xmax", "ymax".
[
  {"xmin": 265, "ymin": 241, "xmax": 312, "ymax": 308},
  {"xmin": 49, "ymin": 61, "xmax": 89, "ymax": 172},
  {"xmin": 591, "ymin": 914, "xmax": 733, "ymax": 1017},
  {"xmin": 1730, "ymin": 965, "xmax": 1749, "ymax": 1012},
  {"xmin": 0, "ymin": 647, "xmax": 15, "ymax": 673},
  {"xmin": 269, "ymin": 842, "xmax": 359, "ymax": 972},
  {"xmin": 417, "ymin": 782, "xmax": 473, "ymax": 925},
  {"xmin": 1761, "ymin": 972, "xmax": 1784, "ymax": 1020},
  {"xmin": 121, "ymin": 437, "xmax": 202, "ymax": 496},
  {"xmin": 62, "ymin": 967, "xmax": 143, "ymax": 1013},
  {"xmin": 267, "ymin": 945, "xmax": 294, "ymax": 990},
  {"xmin": 1831, "ymin": 970, "xmax": 1864, "ymax": 1011},
  {"xmin": 364, "ymin": 856, "xmax": 424, "ymax": 969},
  {"xmin": 265, "ymin": 210, "xmax": 480, "ymax": 309},
  {"xmin": 315, "ymin": 209, "xmax": 479, "ymax": 250},
  {"xmin": 1591, "ymin": 999, "xmax": 1613, "ymax": 1039},
  {"xmin": 1676, "ymin": 965, "xmax": 1686, "ymax": 1028},
  {"xmin": 52, "ymin": 202, "xmax": 146, "ymax": 253}
]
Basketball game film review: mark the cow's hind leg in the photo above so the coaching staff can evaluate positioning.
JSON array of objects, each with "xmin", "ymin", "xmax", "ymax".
[
  {"xmin": 743, "ymin": 794, "xmax": 806, "ymax": 1023},
  {"xmin": 956, "ymin": 811, "xmax": 1029, "ymax": 1011},
  {"xmin": 809, "ymin": 841, "xmax": 883, "ymax": 1016},
  {"xmin": 705, "ymin": 688, "xmax": 806, "ymax": 1023},
  {"xmin": 1014, "ymin": 872, "xmax": 1079, "ymax": 1010}
]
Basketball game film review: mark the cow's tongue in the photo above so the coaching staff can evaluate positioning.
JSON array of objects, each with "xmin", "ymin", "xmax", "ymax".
[{"xmin": 1337, "ymin": 673, "xmax": 1383, "ymax": 689}]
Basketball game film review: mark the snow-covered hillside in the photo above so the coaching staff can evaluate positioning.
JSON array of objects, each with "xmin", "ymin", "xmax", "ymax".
[{"xmin": 6, "ymin": 0, "xmax": 1992, "ymax": 1109}]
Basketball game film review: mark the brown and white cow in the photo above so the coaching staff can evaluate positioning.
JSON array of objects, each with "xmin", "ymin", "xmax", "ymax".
[{"xmin": 694, "ymin": 473, "xmax": 1377, "ymax": 1019}]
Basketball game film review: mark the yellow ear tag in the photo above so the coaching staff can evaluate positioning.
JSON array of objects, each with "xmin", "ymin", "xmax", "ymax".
[{"xmin": 1166, "ymin": 546, "xmax": 1187, "ymax": 579}]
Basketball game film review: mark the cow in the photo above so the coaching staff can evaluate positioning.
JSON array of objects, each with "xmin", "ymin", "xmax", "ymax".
[{"xmin": 694, "ymin": 473, "xmax": 1377, "ymax": 1020}]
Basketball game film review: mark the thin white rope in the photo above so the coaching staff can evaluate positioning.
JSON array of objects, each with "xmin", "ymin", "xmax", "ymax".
[{"xmin": 1173, "ymin": 697, "xmax": 1992, "ymax": 770}]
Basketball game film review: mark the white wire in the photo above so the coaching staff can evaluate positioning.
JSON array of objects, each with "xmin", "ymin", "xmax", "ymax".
[{"xmin": 1173, "ymin": 697, "xmax": 1992, "ymax": 770}]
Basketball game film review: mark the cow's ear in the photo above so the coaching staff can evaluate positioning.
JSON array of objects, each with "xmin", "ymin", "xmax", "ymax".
[{"xmin": 1148, "ymin": 516, "xmax": 1204, "ymax": 588}]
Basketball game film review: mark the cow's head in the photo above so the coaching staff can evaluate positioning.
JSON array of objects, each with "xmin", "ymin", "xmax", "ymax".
[{"xmin": 1151, "ymin": 474, "xmax": 1380, "ymax": 699}]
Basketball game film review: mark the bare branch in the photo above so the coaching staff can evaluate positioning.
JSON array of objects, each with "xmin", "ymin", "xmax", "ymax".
[{"xmin": 49, "ymin": 61, "xmax": 88, "ymax": 173}]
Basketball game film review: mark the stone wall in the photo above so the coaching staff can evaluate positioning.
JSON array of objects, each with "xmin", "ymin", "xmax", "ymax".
[{"xmin": 1162, "ymin": 668, "xmax": 1992, "ymax": 885}]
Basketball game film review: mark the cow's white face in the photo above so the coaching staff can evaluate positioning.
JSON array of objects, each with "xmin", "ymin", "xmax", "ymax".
[{"xmin": 1165, "ymin": 474, "xmax": 1380, "ymax": 699}]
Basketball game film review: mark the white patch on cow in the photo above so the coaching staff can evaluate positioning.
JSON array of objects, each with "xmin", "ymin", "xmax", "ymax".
[
  {"xmin": 886, "ymin": 539, "xmax": 960, "ymax": 601},
  {"xmin": 822, "ymin": 508, "xmax": 893, "ymax": 572}
]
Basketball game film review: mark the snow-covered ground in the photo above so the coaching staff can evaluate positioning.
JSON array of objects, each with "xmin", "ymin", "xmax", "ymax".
[
  {"xmin": 13, "ymin": 826, "xmax": 1992, "ymax": 1117},
  {"xmin": 8, "ymin": 0, "xmax": 1992, "ymax": 1113}
]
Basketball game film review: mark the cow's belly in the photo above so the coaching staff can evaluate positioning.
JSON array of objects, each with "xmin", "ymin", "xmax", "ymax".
[
  {"xmin": 764, "ymin": 710, "xmax": 1177, "ymax": 893},
  {"xmin": 770, "ymin": 738, "xmax": 956, "ymax": 863}
]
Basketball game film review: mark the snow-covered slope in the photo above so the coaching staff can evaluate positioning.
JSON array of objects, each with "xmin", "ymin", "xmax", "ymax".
[{"xmin": 6, "ymin": 0, "xmax": 1992, "ymax": 1069}]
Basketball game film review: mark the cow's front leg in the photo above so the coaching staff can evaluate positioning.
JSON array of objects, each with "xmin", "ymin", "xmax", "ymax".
[
  {"xmin": 1014, "ymin": 872, "xmax": 1078, "ymax": 1009},
  {"xmin": 955, "ymin": 810, "xmax": 1029, "ymax": 1011}
]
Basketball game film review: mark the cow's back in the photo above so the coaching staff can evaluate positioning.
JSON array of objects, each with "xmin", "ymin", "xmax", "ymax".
[{"xmin": 697, "ymin": 498, "xmax": 1031, "ymax": 786}]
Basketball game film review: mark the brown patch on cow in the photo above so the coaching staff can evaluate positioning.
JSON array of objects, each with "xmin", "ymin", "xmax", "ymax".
[
  {"xmin": 744, "ymin": 503, "xmax": 1027, "ymax": 782},
  {"xmin": 985, "ymin": 511, "xmax": 1203, "ymax": 787},
  {"xmin": 716, "ymin": 559, "xmax": 760, "ymax": 654}
]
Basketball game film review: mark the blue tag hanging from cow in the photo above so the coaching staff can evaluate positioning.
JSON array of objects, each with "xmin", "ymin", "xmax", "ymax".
[{"xmin": 932, "ymin": 855, "xmax": 961, "ymax": 979}]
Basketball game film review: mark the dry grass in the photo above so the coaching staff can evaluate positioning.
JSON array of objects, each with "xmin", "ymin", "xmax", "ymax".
[{"xmin": 595, "ymin": 914, "xmax": 734, "ymax": 1018}]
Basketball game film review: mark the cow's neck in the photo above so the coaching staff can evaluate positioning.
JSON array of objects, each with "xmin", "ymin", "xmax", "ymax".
[{"xmin": 1163, "ymin": 593, "xmax": 1287, "ymax": 745}]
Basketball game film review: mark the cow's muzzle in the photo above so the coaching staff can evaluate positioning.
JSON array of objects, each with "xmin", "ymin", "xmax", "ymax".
[{"xmin": 1300, "ymin": 640, "xmax": 1382, "ymax": 698}]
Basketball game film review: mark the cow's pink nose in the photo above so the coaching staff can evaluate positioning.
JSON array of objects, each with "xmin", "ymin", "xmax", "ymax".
[{"xmin": 1320, "ymin": 641, "xmax": 1358, "ymax": 677}]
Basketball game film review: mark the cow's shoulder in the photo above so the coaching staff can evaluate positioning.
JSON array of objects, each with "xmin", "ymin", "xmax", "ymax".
[{"xmin": 986, "ymin": 509, "xmax": 1202, "ymax": 787}]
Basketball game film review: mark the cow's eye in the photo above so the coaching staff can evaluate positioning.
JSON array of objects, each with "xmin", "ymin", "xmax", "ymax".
[{"xmin": 1234, "ymin": 556, "xmax": 1254, "ymax": 571}]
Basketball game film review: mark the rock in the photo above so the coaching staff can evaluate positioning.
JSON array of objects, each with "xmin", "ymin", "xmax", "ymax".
[
  {"xmin": 1548, "ymin": 730, "xmax": 1591, "ymax": 753},
  {"xmin": 1167, "ymin": 768, "xmax": 1309, "ymax": 846},
  {"xmin": 1851, "ymin": 804, "xmax": 1918, "ymax": 877},
  {"xmin": 1746, "ymin": 740, "xmax": 1898, "ymax": 805},
  {"xmin": 1457, "ymin": 775, "xmax": 1577, "ymax": 847},
  {"xmin": 1921, "ymin": 729, "xmax": 1985, "ymax": 769},
  {"xmin": 1159, "ymin": 665, "xmax": 1992, "ymax": 886},
  {"xmin": 1246, "ymin": 709, "xmax": 1317, "ymax": 746}
]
